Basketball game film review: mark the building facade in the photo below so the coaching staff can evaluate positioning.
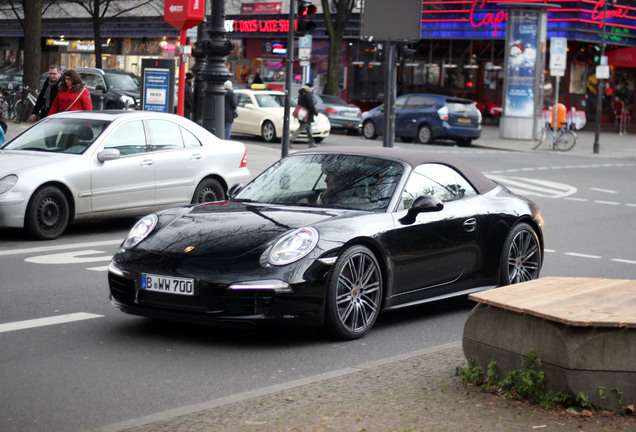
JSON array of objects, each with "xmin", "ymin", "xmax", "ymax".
[{"xmin": 1, "ymin": 1, "xmax": 635, "ymax": 126}]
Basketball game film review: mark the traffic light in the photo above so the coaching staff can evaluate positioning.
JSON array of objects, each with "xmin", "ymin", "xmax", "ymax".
[{"xmin": 296, "ymin": 1, "xmax": 317, "ymax": 36}]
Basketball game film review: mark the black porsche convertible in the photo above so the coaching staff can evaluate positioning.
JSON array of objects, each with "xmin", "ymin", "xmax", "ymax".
[{"xmin": 108, "ymin": 147, "xmax": 544, "ymax": 339}]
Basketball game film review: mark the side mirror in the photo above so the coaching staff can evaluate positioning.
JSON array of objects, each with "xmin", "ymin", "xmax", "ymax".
[
  {"xmin": 399, "ymin": 195, "xmax": 444, "ymax": 225},
  {"xmin": 244, "ymin": 103, "xmax": 255, "ymax": 110},
  {"xmin": 227, "ymin": 183, "xmax": 244, "ymax": 199},
  {"xmin": 96, "ymin": 84, "xmax": 106, "ymax": 92},
  {"xmin": 97, "ymin": 148, "xmax": 120, "ymax": 162}
]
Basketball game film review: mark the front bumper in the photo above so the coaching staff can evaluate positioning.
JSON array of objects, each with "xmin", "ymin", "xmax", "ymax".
[{"xmin": 108, "ymin": 258, "xmax": 330, "ymax": 329}]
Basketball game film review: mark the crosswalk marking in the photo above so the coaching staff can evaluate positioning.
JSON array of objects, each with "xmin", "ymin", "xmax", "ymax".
[{"xmin": 0, "ymin": 313, "xmax": 104, "ymax": 333}]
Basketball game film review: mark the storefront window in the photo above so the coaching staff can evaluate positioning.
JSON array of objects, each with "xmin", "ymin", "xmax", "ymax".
[{"xmin": 569, "ymin": 62, "xmax": 586, "ymax": 94}]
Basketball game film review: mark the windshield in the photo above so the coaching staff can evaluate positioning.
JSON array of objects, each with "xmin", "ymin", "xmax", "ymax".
[
  {"xmin": 236, "ymin": 153, "xmax": 404, "ymax": 211},
  {"xmin": 1, "ymin": 118, "xmax": 111, "ymax": 154},
  {"xmin": 104, "ymin": 73, "xmax": 139, "ymax": 91}
]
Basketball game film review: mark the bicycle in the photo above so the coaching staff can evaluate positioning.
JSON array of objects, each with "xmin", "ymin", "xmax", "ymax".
[{"xmin": 531, "ymin": 121, "xmax": 577, "ymax": 151}]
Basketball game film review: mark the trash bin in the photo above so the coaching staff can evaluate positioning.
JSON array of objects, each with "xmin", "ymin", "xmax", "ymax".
[{"xmin": 550, "ymin": 103, "xmax": 567, "ymax": 129}]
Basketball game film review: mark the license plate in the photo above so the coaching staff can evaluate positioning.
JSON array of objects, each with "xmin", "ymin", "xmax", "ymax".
[
  {"xmin": 343, "ymin": 112, "xmax": 358, "ymax": 117},
  {"xmin": 141, "ymin": 273, "xmax": 195, "ymax": 296},
  {"xmin": 458, "ymin": 118, "xmax": 471, "ymax": 123}
]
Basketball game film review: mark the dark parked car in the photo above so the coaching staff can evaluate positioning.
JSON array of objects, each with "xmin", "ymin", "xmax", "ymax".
[
  {"xmin": 312, "ymin": 94, "xmax": 362, "ymax": 135},
  {"xmin": 76, "ymin": 67, "xmax": 141, "ymax": 110},
  {"xmin": 108, "ymin": 146, "xmax": 544, "ymax": 340},
  {"xmin": 361, "ymin": 94, "xmax": 482, "ymax": 146}
]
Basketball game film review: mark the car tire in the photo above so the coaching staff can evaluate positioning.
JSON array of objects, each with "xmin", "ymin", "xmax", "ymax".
[
  {"xmin": 499, "ymin": 222, "xmax": 542, "ymax": 286},
  {"xmin": 362, "ymin": 121, "xmax": 377, "ymax": 140},
  {"xmin": 324, "ymin": 245, "xmax": 383, "ymax": 340},
  {"xmin": 191, "ymin": 178, "xmax": 225, "ymax": 204},
  {"xmin": 24, "ymin": 186, "xmax": 70, "ymax": 240},
  {"xmin": 261, "ymin": 120, "xmax": 277, "ymax": 143},
  {"xmin": 417, "ymin": 125, "xmax": 433, "ymax": 144}
]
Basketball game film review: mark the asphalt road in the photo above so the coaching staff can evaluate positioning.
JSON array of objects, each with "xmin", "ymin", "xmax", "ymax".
[{"xmin": 1, "ymin": 133, "xmax": 635, "ymax": 432}]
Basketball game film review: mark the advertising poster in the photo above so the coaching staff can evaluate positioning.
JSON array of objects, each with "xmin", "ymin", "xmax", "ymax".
[{"xmin": 504, "ymin": 10, "xmax": 540, "ymax": 118}]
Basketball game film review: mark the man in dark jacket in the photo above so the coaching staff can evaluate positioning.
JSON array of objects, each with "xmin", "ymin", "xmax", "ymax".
[
  {"xmin": 224, "ymin": 80, "xmax": 238, "ymax": 140},
  {"xmin": 30, "ymin": 65, "xmax": 61, "ymax": 122},
  {"xmin": 289, "ymin": 83, "xmax": 318, "ymax": 148},
  {"xmin": 183, "ymin": 72, "xmax": 195, "ymax": 119}
]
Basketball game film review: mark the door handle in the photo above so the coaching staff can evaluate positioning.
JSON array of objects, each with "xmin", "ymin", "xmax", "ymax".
[
  {"xmin": 190, "ymin": 153, "xmax": 202, "ymax": 160},
  {"xmin": 463, "ymin": 218, "xmax": 477, "ymax": 232},
  {"xmin": 140, "ymin": 159, "xmax": 154, "ymax": 167}
]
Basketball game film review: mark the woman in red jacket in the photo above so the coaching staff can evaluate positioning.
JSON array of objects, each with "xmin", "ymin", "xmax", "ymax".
[{"xmin": 48, "ymin": 69, "xmax": 92, "ymax": 114}]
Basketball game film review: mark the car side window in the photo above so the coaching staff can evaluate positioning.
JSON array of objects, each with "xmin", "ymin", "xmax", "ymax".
[
  {"xmin": 146, "ymin": 119, "xmax": 184, "ymax": 151},
  {"xmin": 401, "ymin": 163, "xmax": 478, "ymax": 209},
  {"xmin": 404, "ymin": 95, "xmax": 428, "ymax": 109},
  {"xmin": 237, "ymin": 93, "xmax": 251, "ymax": 107},
  {"xmin": 395, "ymin": 96, "xmax": 407, "ymax": 110},
  {"xmin": 103, "ymin": 120, "xmax": 147, "ymax": 155},
  {"xmin": 181, "ymin": 126, "xmax": 202, "ymax": 148}
]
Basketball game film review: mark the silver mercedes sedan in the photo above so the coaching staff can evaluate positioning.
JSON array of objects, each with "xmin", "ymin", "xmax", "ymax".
[{"xmin": 0, "ymin": 111, "xmax": 250, "ymax": 240}]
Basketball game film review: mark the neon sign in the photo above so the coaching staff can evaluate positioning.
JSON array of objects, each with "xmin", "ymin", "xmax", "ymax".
[
  {"xmin": 422, "ymin": 0, "xmax": 636, "ymax": 42},
  {"xmin": 470, "ymin": 0, "xmax": 506, "ymax": 37}
]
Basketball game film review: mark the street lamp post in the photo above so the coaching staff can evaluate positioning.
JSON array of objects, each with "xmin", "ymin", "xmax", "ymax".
[
  {"xmin": 199, "ymin": 0, "xmax": 232, "ymax": 138},
  {"xmin": 191, "ymin": 20, "xmax": 207, "ymax": 125},
  {"xmin": 593, "ymin": 0, "xmax": 607, "ymax": 154}
]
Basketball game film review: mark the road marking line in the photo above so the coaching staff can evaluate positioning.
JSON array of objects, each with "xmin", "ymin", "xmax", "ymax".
[
  {"xmin": 611, "ymin": 258, "xmax": 636, "ymax": 265},
  {"xmin": 0, "ymin": 240, "xmax": 122, "ymax": 257},
  {"xmin": 564, "ymin": 252, "xmax": 602, "ymax": 259},
  {"xmin": 0, "ymin": 312, "xmax": 103, "ymax": 333},
  {"xmin": 590, "ymin": 187, "xmax": 617, "ymax": 194},
  {"xmin": 626, "ymin": 203, "xmax": 636, "ymax": 208},
  {"xmin": 593, "ymin": 200, "xmax": 620, "ymax": 205},
  {"xmin": 565, "ymin": 197, "xmax": 588, "ymax": 202}
]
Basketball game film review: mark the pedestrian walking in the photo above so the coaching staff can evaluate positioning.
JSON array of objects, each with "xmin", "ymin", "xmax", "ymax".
[
  {"xmin": 48, "ymin": 69, "xmax": 92, "ymax": 115},
  {"xmin": 289, "ymin": 83, "xmax": 318, "ymax": 148},
  {"xmin": 29, "ymin": 64, "xmax": 62, "ymax": 122},
  {"xmin": 224, "ymin": 80, "xmax": 238, "ymax": 140},
  {"xmin": 184, "ymin": 72, "xmax": 194, "ymax": 119}
]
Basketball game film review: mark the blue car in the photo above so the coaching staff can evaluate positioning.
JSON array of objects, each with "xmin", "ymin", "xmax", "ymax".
[{"xmin": 360, "ymin": 94, "xmax": 482, "ymax": 146}]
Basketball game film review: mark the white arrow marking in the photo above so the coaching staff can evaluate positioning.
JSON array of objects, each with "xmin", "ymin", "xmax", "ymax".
[{"xmin": 25, "ymin": 250, "xmax": 113, "ymax": 264}]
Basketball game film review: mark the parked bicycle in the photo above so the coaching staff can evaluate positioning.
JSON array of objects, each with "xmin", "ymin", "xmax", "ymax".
[
  {"xmin": 531, "ymin": 122, "xmax": 577, "ymax": 151},
  {"xmin": 14, "ymin": 86, "xmax": 38, "ymax": 123}
]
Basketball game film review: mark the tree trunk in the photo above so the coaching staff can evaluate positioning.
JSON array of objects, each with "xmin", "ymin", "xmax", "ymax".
[
  {"xmin": 23, "ymin": 0, "xmax": 43, "ymax": 89},
  {"xmin": 93, "ymin": 0, "xmax": 102, "ymax": 68}
]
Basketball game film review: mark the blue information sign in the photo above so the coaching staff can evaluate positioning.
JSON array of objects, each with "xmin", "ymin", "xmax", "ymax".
[{"xmin": 143, "ymin": 68, "xmax": 171, "ymax": 112}]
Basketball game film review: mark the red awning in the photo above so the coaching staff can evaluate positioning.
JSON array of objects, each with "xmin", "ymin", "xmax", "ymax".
[{"xmin": 607, "ymin": 47, "xmax": 636, "ymax": 68}]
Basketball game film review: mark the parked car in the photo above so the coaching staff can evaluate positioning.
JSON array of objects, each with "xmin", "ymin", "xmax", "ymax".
[
  {"xmin": 311, "ymin": 93, "xmax": 361, "ymax": 135},
  {"xmin": 108, "ymin": 146, "xmax": 544, "ymax": 340},
  {"xmin": 0, "ymin": 111, "xmax": 250, "ymax": 240},
  {"xmin": 233, "ymin": 88, "xmax": 331, "ymax": 143},
  {"xmin": 75, "ymin": 67, "xmax": 141, "ymax": 110},
  {"xmin": 361, "ymin": 94, "xmax": 482, "ymax": 146}
]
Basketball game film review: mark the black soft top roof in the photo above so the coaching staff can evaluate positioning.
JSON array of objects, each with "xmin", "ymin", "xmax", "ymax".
[{"xmin": 295, "ymin": 146, "xmax": 497, "ymax": 195}]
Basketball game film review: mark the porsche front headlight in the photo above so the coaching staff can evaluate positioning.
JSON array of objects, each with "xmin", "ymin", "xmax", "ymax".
[
  {"xmin": 122, "ymin": 214, "xmax": 158, "ymax": 249},
  {"xmin": 268, "ymin": 227, "xmax": 319, "ymax": 265}
]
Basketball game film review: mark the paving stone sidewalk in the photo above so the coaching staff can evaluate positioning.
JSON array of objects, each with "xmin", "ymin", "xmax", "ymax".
[{"xmin": 96, "ymin": 344, "xmax": 635, "ymax": 432}]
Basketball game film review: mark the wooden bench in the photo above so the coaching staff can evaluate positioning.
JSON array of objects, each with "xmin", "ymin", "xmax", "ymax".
[{"xmin": 463, "ymin": 277, "xmax": 636, "ymax": 410}]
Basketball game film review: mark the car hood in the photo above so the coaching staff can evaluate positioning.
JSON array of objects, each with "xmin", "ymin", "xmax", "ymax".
[
  {"xmin": 0, "ymin": 150, "xmax": 78, "ymax": 176},
  {"xmin": 142, "ymin": 201, "xmax": 360, "ymax": 259}
]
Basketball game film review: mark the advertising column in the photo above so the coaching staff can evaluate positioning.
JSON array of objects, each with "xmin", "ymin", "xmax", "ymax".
[{"xmin": 501, "ymin": 9, "xmax": 547, "ymax": 140}]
